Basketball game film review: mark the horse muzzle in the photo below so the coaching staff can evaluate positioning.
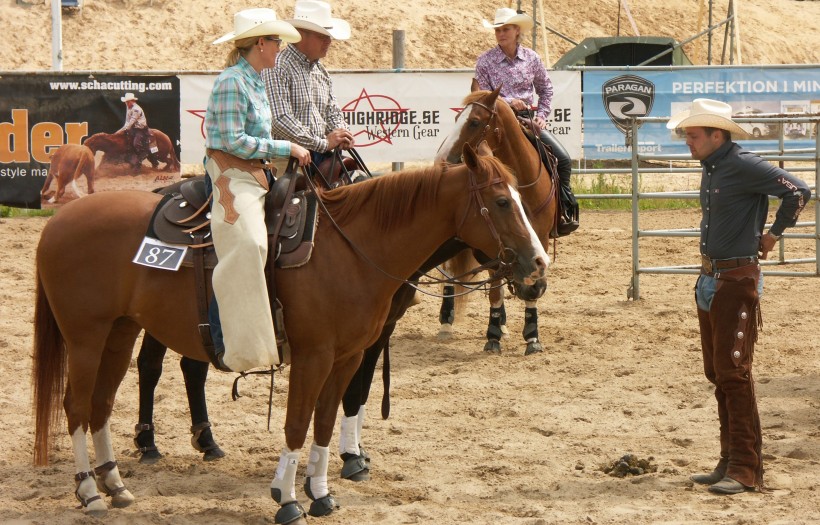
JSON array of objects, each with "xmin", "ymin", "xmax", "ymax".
[
  {"xmin": 510, "ymin": 277, "xmax": 547, "ymax": 301},
  {"xmin": 509, "ymin": 253, "xmax": 548, "ymax": 300}
]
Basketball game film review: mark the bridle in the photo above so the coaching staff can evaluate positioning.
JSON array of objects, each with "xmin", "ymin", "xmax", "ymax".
[
  {"xmin": 300, "ymin": 163, "xmax": 517, "ymax": 294},
  {"xmin": 463, "ymin": 98, "xmax": 557, "ymax": 217}
]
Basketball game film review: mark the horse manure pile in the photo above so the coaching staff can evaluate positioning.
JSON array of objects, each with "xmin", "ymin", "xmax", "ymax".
[{"xmin": 600, "ymin": 454, "xmax": 658, "ymax": 478}]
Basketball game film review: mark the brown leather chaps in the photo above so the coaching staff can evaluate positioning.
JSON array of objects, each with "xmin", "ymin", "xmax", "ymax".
[{"xmin": 696, "ymin": 265, "xmax": 764, "ymax": 489}]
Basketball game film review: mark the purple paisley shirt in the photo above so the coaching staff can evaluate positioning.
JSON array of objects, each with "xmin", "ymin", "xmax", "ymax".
[{"xmin": 474, "ymin": 45, "xmax": 553, "ymax": 119}]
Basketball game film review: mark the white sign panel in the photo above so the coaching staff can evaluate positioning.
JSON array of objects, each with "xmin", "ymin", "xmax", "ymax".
[{"xmin": 180, "ymin": 71, "xmax": 581, "ymax": 164}]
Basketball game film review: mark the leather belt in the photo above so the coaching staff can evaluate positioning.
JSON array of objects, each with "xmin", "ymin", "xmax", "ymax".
[{"xmin": 701, "ymin": 255, "xmax": 758, "ymax": 275}]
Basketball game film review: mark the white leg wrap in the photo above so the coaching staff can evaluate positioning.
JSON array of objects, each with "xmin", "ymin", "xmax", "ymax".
[
  {"xmin": 356, "ymin": 405, "xmax": 366, "ymax": 447},
  {"xmin": 270, "ymin": 448, "xmax": 300, "ymax": 504},
  {"xmin": 306, "ymin": 443, "xmax": 330, "ymax": 500},
  {"xmin": 338, "ymin": 415, "xmax": 359, "ymax": 456},
  {"xmin": 71, "ymin": 427, "xmax": 91, "ymax": 474}
]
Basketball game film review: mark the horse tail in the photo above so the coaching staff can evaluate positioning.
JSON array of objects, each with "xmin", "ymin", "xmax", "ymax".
[
  {"xmin": 448, "ymin": 250, "xmax": 476, "ymax": 321},
  {"xmin": 32, "ymin": 273, "xmax": 66, "ymax": 466}
]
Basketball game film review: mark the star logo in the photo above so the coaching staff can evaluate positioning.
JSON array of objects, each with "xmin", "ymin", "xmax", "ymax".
[{"xmin": 342, "ymin": 89, "xmax": 409, "ymax": 147}]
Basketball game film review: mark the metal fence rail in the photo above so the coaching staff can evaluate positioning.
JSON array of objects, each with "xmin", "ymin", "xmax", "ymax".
[{"xmin": 619, "ymin": 115, "xmax": 820, "ymax": 299}]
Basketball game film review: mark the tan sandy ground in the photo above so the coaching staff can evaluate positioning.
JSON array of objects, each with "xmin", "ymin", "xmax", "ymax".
[
  {"xmin": 1, "ymin": 207, "xmax": 819, "ymax": 525},
  {"xmin": 2, "ymin": 1, "xmax": 820, "ymax": 524}
]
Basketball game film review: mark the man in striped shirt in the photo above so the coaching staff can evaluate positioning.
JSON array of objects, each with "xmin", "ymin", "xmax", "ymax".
[{"xmin": 263, "ymin": 0, "xmax": 354, "ymax": 169}]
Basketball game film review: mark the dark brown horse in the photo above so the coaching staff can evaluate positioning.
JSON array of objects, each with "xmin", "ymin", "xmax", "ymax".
[
  {"xmin": 84, "ymin": 129, "xmax": 180, "ymax": 172},
  {"xmin": 436, "ymin": 88, "xmax": 558, "ymax": 355},
  {"xmin": 41, "ymin": 144, "xmax": 96, "ymax": 204},
  {"xmin": 33, "ymin": 144, "xmax": 548, "ymax": 521}
]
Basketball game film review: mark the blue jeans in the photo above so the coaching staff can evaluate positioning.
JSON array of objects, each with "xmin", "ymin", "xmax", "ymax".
[
  {"xmin": 696, "ymin": 272, "xmax": 764, "ymax": 312},
  {"xmin": 204, "ymin": 168, "xmax": 223, "ymax": 350}
]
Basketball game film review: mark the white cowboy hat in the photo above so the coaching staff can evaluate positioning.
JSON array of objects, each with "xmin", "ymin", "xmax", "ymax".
[
  {"xmin": 213, "ymin": 8, "xmax": 301, "ymax": 45},
  {"xmin": 482, "ymin": 7, "xmax": 534, "ymax": 31},
  {"xmin": 120, "ymin": 93, "xmax": 138, "ymax": 102},
  {"xmin": 666, "ymin": 98, "xmax": 750, "ymax": 137},
  {"xmin": 287, "ymin": 0, "xmax": 351, "ymax": 41}
]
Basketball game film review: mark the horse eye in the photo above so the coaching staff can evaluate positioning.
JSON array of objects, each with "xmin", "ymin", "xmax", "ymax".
[
  {"xmin": 495, "ymin": 197, "xmax": 510, "ymax": 209},
  {"xmin": 468, "ymin": 119, "xmax": 481, "ymax": 129}
]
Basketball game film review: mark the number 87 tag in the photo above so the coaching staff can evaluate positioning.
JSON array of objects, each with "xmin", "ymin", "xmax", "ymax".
[{"xmin": 133, "ymin": 237, "xmax": 188, "ymax": 271}]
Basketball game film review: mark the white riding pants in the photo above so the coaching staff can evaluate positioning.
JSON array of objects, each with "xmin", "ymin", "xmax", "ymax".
[{"xmin": 206, "ymin": 155, "xmax": 279, "ymax": 372}]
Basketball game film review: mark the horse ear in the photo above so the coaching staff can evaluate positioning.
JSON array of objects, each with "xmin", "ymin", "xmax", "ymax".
[
  {"xmin": 488, "ymin": 86, "xmax": 502, "ymax": 105},
  {"xmin": 462, "ymin": 142, "xmax": 478, "ymax": 170},
  {"xmin": 476, "ymin": 140, "xmax": 492, "ymax": 157}
]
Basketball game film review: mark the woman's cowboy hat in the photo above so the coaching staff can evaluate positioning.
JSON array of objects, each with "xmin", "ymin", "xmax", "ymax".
[
  {"xmin": 120, "ymin": 93, "xmax": 138, "ymax": 102},
  {"xmin": 666, "ymin": 98, "xmax": 750, "ymax": 137},
  {"xmin": 287, "ymin": 0, "xmax": 351, "ymax": 41},
  {"xmin": 213, "ymin": 8, "xmax": 301, "ymax": 45},
  {"xmin": 482, "ymin": 7, "xmax": 534, "ymax": 31}
]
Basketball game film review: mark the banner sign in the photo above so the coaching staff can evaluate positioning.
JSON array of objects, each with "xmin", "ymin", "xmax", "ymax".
[
  {"xmin": 180, "ymin": 70, "xmax": 582, "ymax": 165},
  {"xmin": 0, "ymin": 75, "xmax": 180, "ymax": 208},
  {"xmin": 583, "ymin": 67, "xmax": 820, "ymax": 159}
]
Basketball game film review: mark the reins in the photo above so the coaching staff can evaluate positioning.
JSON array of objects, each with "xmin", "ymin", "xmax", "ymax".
[{"xmin": 299, "ymin": 161, "xmax": 516, "ymax": 297}]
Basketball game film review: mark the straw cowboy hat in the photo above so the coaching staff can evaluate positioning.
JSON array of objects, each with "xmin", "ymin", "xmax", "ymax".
[
  {"xmin": 212, "ymin": 8, "xmax": 301, "ymax": 45},
  {"xmin": 120, "ymin": 93, "xmax": 138, "ymax": 102},
  {"xmin": 287, "ymin": 0, "xmax": 351, "ymax": 41},
  {"xmin": 482, "ymin": 7, "xmax": 534, "ymax": 31},
  {"xmin": 666, "ymin": 98, "xmax": 750, "ymax": 137}
]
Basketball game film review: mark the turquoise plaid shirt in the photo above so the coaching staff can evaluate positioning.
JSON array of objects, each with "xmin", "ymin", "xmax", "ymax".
[{"xmin": 205, "ymin": 56, "xmax": 291, "ymax": 160}]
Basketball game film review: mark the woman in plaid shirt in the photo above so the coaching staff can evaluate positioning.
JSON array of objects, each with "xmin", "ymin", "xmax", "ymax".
[{"xmin": 204, "ymin": 8, "xmax": 310, "ymax": 373}]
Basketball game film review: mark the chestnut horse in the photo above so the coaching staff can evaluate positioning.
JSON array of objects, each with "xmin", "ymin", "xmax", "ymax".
[
  {"xmin": 41, "ymin": 144, "xmax": 96, "ymax": 204},
  {"xmin": 435, "ymin": 88, "xmax": 558, "ymax": 355},
  {"xmin": 32, "ymin": 144, "xmax": 548, "ymax": 521},
  {"xmin": 84, "ymin": 129, "xmax": 180, "ymax": 172}
]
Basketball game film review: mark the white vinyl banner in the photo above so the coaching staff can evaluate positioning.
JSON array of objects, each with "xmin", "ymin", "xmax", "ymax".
[{"xmin": 180, "ymin": 70, "xmax": 581, "ymax": 165}]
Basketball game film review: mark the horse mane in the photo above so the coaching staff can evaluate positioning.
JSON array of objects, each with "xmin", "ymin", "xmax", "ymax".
[
  {"xmin": 319, "ymin": 164, "xmax": 443, "ymax": 231},
  {"xmin": 319, "ymin": 157, "xmax": 516, "ymax": 231}
]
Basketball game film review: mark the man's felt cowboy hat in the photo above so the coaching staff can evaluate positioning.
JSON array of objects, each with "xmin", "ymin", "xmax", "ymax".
[
  {"xmin": 120, "ymin": 93, "xmax": 138, "ymax": 102},
  {"xmin": 287, "ymin": 0, "xmax": 351, "ymax": 41},
  {"xmin": 667, "ymin": 98, "xmax": 750, "ymax": 137},
  {"xmin": 482, "ymin": 7, "xmax": 534, "ymax": 31},
  {"xmin": 213, "ymin": 8, "xmax": 301, "ymax": 45}
]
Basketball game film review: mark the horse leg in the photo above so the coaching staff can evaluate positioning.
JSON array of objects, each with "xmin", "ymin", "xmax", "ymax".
[
  {"xmin": 523, "ymin": 300, "xmax": 544, "ymax": 355},
  {"xmin": 437, "ymin": 283, "xmax": 456, "ymax": 339},
  {"xmin": 182, "ymin": 356, "xmax": 225, "ymax": 461},
  {"xmin": 41, "ymin": 170, "xmax": 55, "ymax": 199},
  {"xmin": 270, "ymin": 350, "xmax": 341, "ymax": 524},
  {"xmin": 135, "ymin": 332, "xmax": 165, "ymax": 464},
  {"xmin": 339, "ymin": 343, "xmax": 384, "ymax": 481},
  {"xmin": 64, "ymin": 319, "xmax": 136, "ymax": 517},
  {"xmin": 89, "ymin": 318, "xmax": 140, "ymax": 508},
  {"xmin": 305, "ymin": 353, "xmax": 364, "ymax": 517},
  {"xmin": 484, "ymin": 285, "xmax": 507, "ymax": 354}
]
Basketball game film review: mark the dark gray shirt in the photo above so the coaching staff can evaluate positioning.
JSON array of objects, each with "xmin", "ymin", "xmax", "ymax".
[{"xmin": 700, "ymin": 140, "xmax": 811, "ymax": 260}]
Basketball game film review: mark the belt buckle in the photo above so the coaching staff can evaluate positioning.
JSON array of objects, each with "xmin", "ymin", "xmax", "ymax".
[{"xmin": 701, "ymin": 254, "xmax": 713, "ymax": 274}]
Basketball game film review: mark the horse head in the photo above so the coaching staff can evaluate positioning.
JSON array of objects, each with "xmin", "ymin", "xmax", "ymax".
[
  {"xmin": 457, "ymin": 142, "xmax": 548, "ymax": 292},
  {"xmin": 436, "ymin": 87, "xmax": 503, "ymax": 164}
]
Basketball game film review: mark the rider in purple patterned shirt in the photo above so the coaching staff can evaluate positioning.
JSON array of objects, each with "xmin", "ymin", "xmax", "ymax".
[{"xmin": 475, "ymin": 8, "xmax": 579, "ymax": 236}]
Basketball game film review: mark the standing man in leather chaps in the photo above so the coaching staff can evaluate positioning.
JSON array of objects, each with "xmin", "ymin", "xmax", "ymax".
[{"xmin": 668, "ymin": 99, "xmax": 811, "ymax": 494}]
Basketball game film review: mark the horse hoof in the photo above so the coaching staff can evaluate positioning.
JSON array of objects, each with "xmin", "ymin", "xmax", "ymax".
[
  {"xmin": 340, "ymin": 455, "xmax": 370, "ymax": 481},
  {"xmin": 138, "ymin": 449, "xmax": 163, "ymax": 465},
  {"xmin": 484, "ymin": 339, "xmax": 502, "ymax": 354},
  {"xmin": 85, "ymin": 499, "xmax": 108, "ymax": 518},
  {"xmin": 110, "ymin": 488, "xmax": 135, "ymax": 508},
  {"xmin": 308, "ymin": 494, "xmax": 339, "ymax": 517},
  {"xmin": 524, "ymin": 341, "xmax": 544, "ymax": 356},
  {"xmin": 274, "ymin": 501, "xmax": 307, "ymax": 525},
  {"xmin": 203, "ymin": 446, "xmax": 226, "ymax": 461},
  {"xmin": 437, "ymin": 323, "xmax": 453, "ymax": 339}
]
